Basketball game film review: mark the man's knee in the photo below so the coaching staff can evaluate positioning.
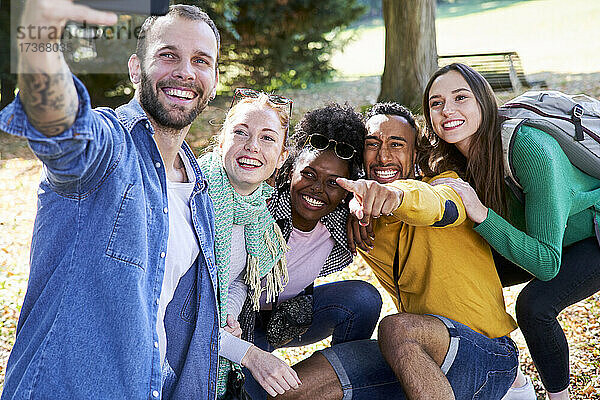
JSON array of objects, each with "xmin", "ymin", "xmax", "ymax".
[
  {"xmin": 379, "ymin": 313, "xmax": 427, "ymax": 342},
  {"xmin": 378, "ymin": 313, "xmax": 450, "ymax": 366},
  {"xmin": 378, "ymin": 314, "xmax": 419, "ymax": 355}
]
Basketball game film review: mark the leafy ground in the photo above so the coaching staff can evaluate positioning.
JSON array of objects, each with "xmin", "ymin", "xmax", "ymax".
[{"xmin": 2, "ymin": 0, "xmax": 600, "ymax": 398}]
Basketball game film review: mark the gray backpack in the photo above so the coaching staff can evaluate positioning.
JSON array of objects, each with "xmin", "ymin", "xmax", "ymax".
[{"xmin": 498, "ymin": 90, "xmax": 600, "ymax": 201}]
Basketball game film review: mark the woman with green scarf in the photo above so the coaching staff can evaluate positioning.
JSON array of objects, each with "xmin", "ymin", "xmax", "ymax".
[{"xmin": 198, "ymin": 88, "xmax": 299, "ymax": 398}]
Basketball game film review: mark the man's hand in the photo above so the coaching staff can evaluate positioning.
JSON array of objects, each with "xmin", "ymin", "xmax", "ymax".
[
  {"xmin": 223, "ymin": 314, "xmax": 242, "ymax": 339},
  {"xmin": 22, "ymin": 0, "xmax": 117, "ymax": 41},
  {"xmin": 336, "ymin": 177, "xmax": 403, "ymax": 227},
  {"xmin": 430, "ymin": 177, "xmax": 489, "ymax": 224},
  {"xmin": 346, "ymin": 215, "xmax": 374, "ymax": 256},
  {"xmin": 242, "ymin": 346, "xmax": 301, "ymax": 397},
  {"xmin": 17, "ymin": 1, "xmax": 116, "ymax": 136}
]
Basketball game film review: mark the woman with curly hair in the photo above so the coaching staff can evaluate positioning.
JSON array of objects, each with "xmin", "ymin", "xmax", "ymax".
[{"xmin": 243, "ymin": 103, "xmax": 383, "ymax": 399}]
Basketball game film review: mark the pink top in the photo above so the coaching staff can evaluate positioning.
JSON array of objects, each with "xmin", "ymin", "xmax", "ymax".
[{"xmin": 260, "ymin": 222, "xmax": 334, "ymax": 308}]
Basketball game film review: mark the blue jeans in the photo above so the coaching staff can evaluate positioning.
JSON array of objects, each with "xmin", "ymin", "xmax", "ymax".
[
  {"xmin": 320, "ymin": 316, "xmax": 518, "ymax": 400},
  {"xmin": 244, "ymin": 280, "xmax": 382, "ymax": 398}
]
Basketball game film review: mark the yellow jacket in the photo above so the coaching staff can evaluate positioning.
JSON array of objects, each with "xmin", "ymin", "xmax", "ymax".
[{"xmin": 360, "ymin": 171, "xmax": 517, "ymax": 339}]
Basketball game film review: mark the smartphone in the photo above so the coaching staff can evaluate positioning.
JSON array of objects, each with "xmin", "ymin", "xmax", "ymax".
[{"xmin": 74, "ymin": 0, "xmax": 170, "ymax": 16}]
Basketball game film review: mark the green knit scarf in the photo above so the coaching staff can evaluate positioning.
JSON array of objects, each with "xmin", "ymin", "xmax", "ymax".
[{"xmin": 198, "ymin": 152, "xmax": 289, "ymax": 398}]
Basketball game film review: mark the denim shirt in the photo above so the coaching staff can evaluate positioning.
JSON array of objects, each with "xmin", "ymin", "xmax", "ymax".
[{"xmin": 0, "ymin": 77, "xmax": 219, "ymax": 400}]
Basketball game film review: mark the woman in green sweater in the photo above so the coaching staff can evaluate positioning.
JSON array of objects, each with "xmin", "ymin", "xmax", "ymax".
[{"xmin": 421, "ymin": 63, "xmax": 600, "ymax": 400}]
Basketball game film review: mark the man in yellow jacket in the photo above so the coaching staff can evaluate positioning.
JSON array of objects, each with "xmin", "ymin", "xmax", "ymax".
[{"xmin": 269, "ymin": 103, "xmax": 534, "ymax": 400}]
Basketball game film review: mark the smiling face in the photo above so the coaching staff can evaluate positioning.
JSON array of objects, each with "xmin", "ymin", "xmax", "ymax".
[
  {"xmin": 131, "ymin": 15, "xmax": 219, "ymax": 130},
  {"xmin": 290, "ymin": 149, "xmax": 350, "ymax": 232},
  {"xmin": 427, "ymin": 70, "xmax": 483, "ymax": 155},
  {"xmin": 220, "ymin": 102, "xmax": 288, "ymax": 195},
  {"xmin": 364, "ymin": 114, "xmax": 416, "ymax": 183}
]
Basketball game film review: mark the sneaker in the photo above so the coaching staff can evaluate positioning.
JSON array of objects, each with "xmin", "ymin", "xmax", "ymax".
[{"xmin": 501, "ymin": 376, "xmax": 537, "ymax": 400}]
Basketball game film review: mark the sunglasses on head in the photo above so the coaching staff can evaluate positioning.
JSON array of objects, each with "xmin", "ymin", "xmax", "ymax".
[
  {"xmin": 231, "ymin": 87, "xmax": 293, "ymax": 120},
  {"xmin": 305, "ymin": 133, "xmax": 356, "ymax": 160}
]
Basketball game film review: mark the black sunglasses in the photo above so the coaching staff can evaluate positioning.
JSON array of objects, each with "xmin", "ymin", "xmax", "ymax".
[
  {"xmin": 231, "ymin": 88, "xmax": 293, "ymax": 121},
  {"xmin": 306, "ymin": 133, "xmax": 356, "ymax": 160}
]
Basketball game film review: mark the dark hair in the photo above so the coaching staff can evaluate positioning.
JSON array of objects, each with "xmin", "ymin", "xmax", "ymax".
[
  {"xmin": 365, "ymin": 102, "xmax": 430, "ymax": 177},
  {"xmin": 276, "ymin": 103, "xmax": 366, "ymax": 189},
  {"xmin": 421, "ymin": 63, "xmax": 507, "ymax": 216},
  {"xmin": 136, "ymin": 5, "xmax": 220, "ymax": 69},
  {"xmin": 366, "ymin": 102, "xmax": 418, "ymax": 131}
]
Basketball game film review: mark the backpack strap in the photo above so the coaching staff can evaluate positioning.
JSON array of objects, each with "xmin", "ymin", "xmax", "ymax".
[
  {"xmin": 501, "ymin": 118, "xmax": 526, "ymax": 203},
  {"xmin": 571, "ymin": 104, "xmax": 585, "ymax": 141},
  {"xmin": 594, "ymin": 210, "xmax": 600, "ymax": 248}
]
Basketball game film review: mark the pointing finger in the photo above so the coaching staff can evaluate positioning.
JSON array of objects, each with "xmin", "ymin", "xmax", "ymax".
[{"xmin": 336, "ymin": 177, "xmax": 363, "ymax": 196}]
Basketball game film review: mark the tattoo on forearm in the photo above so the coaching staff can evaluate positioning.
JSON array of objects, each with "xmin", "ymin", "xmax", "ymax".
[
  {"xmin": 18, "ymin": 60, "xmax": 78, "ymax": 136},
  {"xmin": 26, "ymin": 113, "xmax": 77, "ymax": 137}
]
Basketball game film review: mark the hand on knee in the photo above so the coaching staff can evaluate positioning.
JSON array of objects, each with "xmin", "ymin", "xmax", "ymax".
[{"xmin": 242, "ymin": 346, "xmax": 301, "ymax": 397}]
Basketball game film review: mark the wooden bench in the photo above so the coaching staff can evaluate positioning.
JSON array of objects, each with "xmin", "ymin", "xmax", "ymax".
[{"xmin": 438, "ymin": 52, "xmax": 547, "ymax": 92}]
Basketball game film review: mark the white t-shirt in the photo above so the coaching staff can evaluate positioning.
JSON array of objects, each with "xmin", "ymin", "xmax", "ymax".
[
  {"xmin": 156, "ymin": 154, "xmax": 253, "ymax": 365},
  {"xmin": 156, "ymin": 151, "xmax": 198, "ymax": 367}
]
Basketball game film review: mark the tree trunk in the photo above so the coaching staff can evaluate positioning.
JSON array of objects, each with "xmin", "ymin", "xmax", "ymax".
[{"xmin": 378, "ymin": 0, "xmax": 438, "ymax": 111}]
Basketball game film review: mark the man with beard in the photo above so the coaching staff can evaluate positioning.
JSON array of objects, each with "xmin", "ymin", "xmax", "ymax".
[
  {"xmin": 0, "ymin": 2, "xmax": 222, "ymax": 399},
  {"xmin": 270, "ymin": 103, "xmax": 531, "ymax": 400}
]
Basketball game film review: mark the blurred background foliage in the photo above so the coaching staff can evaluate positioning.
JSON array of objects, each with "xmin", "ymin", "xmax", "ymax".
[
  {"xmin": 2, "ymin": 0, "xmax": 367, "ymax": 107},
  {"xmin": 5, "ymin": 0, "xmax": 367, "ymax": 107},
  {"xmin": 0, "ymin": 0, "xmax": 519, "ymax": 108},
  {"xmin": 191, "ymin": 0, "xmax": 366, "ymax": 92}
]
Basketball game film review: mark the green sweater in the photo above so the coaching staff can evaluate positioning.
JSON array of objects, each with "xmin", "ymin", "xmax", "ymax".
[{"xmin": 474, "ymin": 125, "xmax": 600, "ymax": 281}]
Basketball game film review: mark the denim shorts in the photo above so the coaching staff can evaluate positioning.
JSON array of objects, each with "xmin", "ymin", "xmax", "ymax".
[{"xmin": 319, "ymin": 315, "xmax": 518, "ymax": 400}]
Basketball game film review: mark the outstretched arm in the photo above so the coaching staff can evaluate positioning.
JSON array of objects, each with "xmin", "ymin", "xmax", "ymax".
[
  {"xmin": 337, "ymin": 174, "xmax": 466, "ymax": 228},
  {"xmin": 17, "ymin": 0, "xmax": 116, "ymax": 136}
]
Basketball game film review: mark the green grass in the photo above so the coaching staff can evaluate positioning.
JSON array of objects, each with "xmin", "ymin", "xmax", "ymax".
[{"xmin": 332, "ymin": 0, "xmax": 600, "ymax": 77}]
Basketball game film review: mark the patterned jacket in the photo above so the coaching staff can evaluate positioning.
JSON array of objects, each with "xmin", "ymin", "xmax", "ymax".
[{"xmin": 268, "ymin": 187, "xmax": 353, "ymax": 277}]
